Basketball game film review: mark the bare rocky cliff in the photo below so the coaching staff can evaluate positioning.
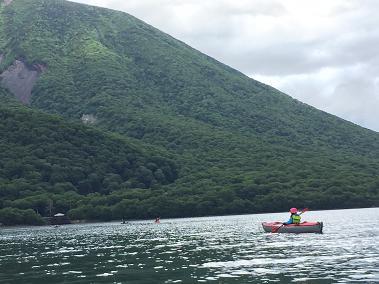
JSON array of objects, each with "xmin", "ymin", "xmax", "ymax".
[{"xmin": 0, "ymin": 60, "xmax": 43, "ymax": 104}]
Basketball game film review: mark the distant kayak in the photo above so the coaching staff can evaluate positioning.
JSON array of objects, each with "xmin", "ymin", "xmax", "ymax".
[{"xmin": 262, "ymin": 221, "xmax": 323, "ymax": 234}]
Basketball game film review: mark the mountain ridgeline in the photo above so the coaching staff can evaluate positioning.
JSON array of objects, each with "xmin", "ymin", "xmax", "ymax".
[{"xmin": 0, "ymin": 0, "xmax": 378, "ymax": 224}]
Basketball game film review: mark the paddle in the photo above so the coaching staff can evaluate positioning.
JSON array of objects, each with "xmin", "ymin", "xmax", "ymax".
[
  {"xmin": 271, "ymin": 208, "xmax": 309, "ymax": 233},
  {"xmin": 300, "ymin": 208, "xmax": 309, "ymax": 214}
]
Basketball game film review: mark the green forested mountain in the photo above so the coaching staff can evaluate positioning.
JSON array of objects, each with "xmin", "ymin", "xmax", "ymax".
[
  {"xmin": 0, "ymin": 0, "xmax": 378, "ymax": 225},
  {"xmin": 0, "ymin": 90, "xmax": 177, "ymax": 225}
]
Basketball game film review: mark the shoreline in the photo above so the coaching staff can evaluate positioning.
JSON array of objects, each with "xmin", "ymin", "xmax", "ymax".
[{"xmin": 1, "ymin": 206, "xmax": 377, "ymax": 229}]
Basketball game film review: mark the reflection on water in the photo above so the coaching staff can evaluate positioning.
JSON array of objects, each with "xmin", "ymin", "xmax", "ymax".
[{"xmin": 0, "ymin": 208, "xmax": 378, "ymax": 283}]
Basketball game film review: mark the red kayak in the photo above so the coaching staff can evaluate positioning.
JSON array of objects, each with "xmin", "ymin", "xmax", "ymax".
[{"xmin": 262, "ymin": 221, "xmax": 323, "ymax": 234}]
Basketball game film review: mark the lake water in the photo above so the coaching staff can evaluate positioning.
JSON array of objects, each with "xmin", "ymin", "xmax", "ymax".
[{"xmin": 0, "ymin": 208, "xmax": 378, "ymax": 283}]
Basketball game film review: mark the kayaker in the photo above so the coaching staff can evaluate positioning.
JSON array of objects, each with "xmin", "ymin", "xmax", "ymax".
[
  {"xmin": 155, "ymin": 217, "xmax": 160, "ymax": 224},
  {"xmin": 283, "ymin": 207, "xmax": 302, "ymax": 225}
]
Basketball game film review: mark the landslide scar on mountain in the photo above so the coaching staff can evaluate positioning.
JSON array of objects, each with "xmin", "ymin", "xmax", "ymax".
[{"xmin": 0, "ymin": 60, "xmax": 45, "ymax": 104}]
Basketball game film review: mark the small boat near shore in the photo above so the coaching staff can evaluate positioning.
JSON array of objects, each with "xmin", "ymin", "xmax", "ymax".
[{"xmin": 262, "ymin": 221, "xmax": 323, "ymax": 234}]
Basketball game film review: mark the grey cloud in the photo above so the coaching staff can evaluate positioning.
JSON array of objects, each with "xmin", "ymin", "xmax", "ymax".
[
  {"xmin": 328, "ymin": 89, "xmax": 378, "ymax": 131},
  {"xmin": 209, "ymin": 0, "xmax": 287, "ymax": 17},
  {"xmin": 266, "ymin": 63, "xmax": 379, "ymax": 132},
  {"xmin": 200, "ymin": 24, "xmax": 379, "ymax": 77},
  {"xmin": 325, "ymin": 71, "xmax": 379, "ymax": 131}
]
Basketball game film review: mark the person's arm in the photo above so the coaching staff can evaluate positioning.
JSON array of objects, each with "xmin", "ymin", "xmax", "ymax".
[{"xmin": 283, "ymin": 217, "xmax": 293, "ymax": 225}]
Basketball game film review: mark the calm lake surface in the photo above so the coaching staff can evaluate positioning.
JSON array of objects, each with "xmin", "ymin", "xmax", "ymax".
[{"xmin": 0, "ymin": 208, "xmax": 378, "ymax": 283}]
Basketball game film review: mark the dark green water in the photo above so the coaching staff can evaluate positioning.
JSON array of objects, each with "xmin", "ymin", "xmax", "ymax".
[{"xmin": 0, "ymin": 208, "xmax": 378, "ymax": 283}]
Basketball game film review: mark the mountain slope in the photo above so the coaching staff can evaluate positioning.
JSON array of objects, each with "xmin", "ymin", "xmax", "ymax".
[{"xmin": 0, "ymin": 0, "xmax": 378, "ymax": 222}]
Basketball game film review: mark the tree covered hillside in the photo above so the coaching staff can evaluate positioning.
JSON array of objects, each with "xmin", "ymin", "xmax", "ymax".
[
  {"xmin": 0, "ymin": 90, "xmax": 178, "ymax": 225},
  {"xmin": 0, "ymin": 0, "xmax": 378, "ymax": 225}
]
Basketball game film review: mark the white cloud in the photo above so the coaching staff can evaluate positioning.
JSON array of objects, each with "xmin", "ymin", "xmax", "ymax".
[{"xmin": 71, "ymin": 0, "xmax": 379, "ymax": 132}]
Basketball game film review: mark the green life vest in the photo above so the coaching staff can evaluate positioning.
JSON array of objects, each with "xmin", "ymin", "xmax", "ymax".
[{"xmin": 292, "ymin": 214, "xmax": 301, "ymax": 224}]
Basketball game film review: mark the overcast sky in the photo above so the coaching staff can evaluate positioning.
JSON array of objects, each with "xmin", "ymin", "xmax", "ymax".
[{"xmin": 72, "ymin": 0, "xmax": 379, "ymax": 132}]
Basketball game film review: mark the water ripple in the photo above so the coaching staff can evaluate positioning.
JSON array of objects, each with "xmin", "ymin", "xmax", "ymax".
[{"xmin": 0, "ymin": 208, "xmax": 378, "ymax": 283}]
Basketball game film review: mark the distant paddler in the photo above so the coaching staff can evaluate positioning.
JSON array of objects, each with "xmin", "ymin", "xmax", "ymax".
[{"xmin": 155, "ymin": 217, "xmax": 161, "ymax": 224}]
